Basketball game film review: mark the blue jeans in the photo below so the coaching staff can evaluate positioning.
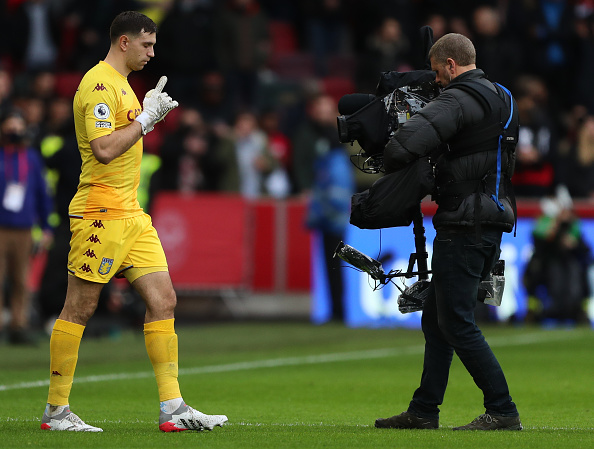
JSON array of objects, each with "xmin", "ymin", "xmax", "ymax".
[{"xmin": 407, "ymin": 229, "xmax": 519, "ymax": 419}]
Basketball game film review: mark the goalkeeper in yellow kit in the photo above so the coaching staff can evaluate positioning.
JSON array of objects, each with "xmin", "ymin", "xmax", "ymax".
[{"xmin": 40, "ymin": 11, "xmax": 227, "ymax": 432}]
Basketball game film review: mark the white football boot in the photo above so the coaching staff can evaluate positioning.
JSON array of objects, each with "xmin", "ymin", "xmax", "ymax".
[
  {"xmin": 41, "ymin": 405, "xmax": 103, "ymax": 432},
  {"xmin": 159, "ymin": 402, "xmax": 227, "ymax": 432}
]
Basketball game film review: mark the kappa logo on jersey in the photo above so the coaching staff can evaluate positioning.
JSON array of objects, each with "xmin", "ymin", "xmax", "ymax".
[
  {"xmin": 121, "ymin": 88, "xmax": 127, "ymax": 95},
  {"xmin": 98, "ymin": 257, "xmax": 114, "ymax": 275},
  {"xmin": 80, "ymin": 263, "xmax": 93, "ymax": 273},
  {"xmin": 87, "ymin": 234, "xmax": 101, "ymax": 244},
  {"xmin": 90, "ymin": 220, "xmax": 105, "ymax": 229},
  {"xmin": 92, "ymin": 83, "xmax": 107, "ymax": 92},
  {"xmin": 93, "ymin": 103, "xmax": 110, "ymax": 120},
  {"xmin": 83, "ymin": 249, "xmax": 98, "ymax": 259}
]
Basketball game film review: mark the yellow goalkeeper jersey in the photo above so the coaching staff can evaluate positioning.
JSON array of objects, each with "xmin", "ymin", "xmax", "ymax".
[{"xmin": 70, "ymin": 60, "xmax": 144, "ymax": 219}]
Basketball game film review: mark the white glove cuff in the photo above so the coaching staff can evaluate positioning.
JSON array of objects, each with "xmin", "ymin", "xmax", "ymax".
[{"xmin": 135, "ymin": 111, "xmax": 152, "ymax": 135}]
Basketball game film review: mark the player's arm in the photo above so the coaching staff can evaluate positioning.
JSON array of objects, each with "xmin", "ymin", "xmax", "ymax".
[
  {"xmin": 90, "ymin": 122, "xmax": 143, "ymax": 165},
  {"xmin": 90, "ymin": 76, "xmax": 178, "ymax": 165}
]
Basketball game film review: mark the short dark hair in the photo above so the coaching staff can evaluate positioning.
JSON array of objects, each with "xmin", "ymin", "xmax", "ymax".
[
  {"xmin": 429, "ymin": 33, "xmax": 476, "ymax": 66},
  {"xmin": 109, "ymin": 11, "xmax": 157, "ymax": 44}
]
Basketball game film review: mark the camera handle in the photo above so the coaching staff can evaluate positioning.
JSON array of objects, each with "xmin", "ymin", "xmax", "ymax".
[
  {"xmin": 334, "ymin": 204, "xmax": 431, "ymax": 283},
  {"xmin": 406, "ymin": 205, "xmax": 430, "ymax": 280},
  {"xmin": 333, "ymin": 204, "xmax": 432, "ymax": 313}
]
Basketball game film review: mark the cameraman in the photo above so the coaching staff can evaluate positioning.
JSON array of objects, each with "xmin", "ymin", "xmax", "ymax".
[{"xmin": 375, "ymin": 34, "xmax": 521, "ymax": 431}]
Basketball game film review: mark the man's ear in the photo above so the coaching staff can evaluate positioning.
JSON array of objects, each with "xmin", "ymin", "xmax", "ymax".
[{"xmin": 119, "ymin": 35, "xmax": 129, "ymax": 51}]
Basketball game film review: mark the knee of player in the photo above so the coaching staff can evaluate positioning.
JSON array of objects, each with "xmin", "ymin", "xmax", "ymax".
[
  {"xmin": 60, "ymin": 302, "xmax": 97, "ymax": 325},
  {"xmin": 162, "ymin": 289, "xmax": 177, "ymax": 312}
]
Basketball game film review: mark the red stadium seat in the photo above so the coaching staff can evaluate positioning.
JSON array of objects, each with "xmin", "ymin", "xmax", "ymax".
[
  {"xmin": 268, "ymin": 53, "xmax": 315, "ymax": 80},
  {"xmin": 269, "ymin": 20, "xmax": 298, "ymax": 56}
]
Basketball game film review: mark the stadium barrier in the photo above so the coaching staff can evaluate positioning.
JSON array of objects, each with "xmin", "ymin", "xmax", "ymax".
[
  {"xmin": 150, "ymin": 192, "xmax": 312, "ymax": 293},
  {"xmin": 28, "ymin": 194, "xmax": 594, "ymax": 326}
]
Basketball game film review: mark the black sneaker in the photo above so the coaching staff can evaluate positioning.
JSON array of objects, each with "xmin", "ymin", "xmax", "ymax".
[
  {"xmin": 453, "ymin": 414, "xmax": 522, "ymax": 431},
  {"xmin": 375, "ymin": 411, "xmax": 438, "ymax": 429}
]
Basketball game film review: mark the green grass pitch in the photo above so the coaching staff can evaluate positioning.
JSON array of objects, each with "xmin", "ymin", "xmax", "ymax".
[{"xmin": 1, "ymin": 322, "xmax": 593, "ymax": 448}]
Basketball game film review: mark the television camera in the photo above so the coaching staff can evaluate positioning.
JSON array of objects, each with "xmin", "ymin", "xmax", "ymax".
[
  {"xmin": 330, "ymin": 26, "xmax": 437, "ymax": 313},
  {"xmin": 332, "ymin": 26, "xmax": 506, "ymax": 313},
  {"xmin": 336, "ymin": 71, "xmax": 439, "ymax": 174}
]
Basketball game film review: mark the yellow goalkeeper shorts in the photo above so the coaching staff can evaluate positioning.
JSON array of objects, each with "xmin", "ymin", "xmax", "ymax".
[{"xmin": 67, "ymin": 213, "xmax": 168, "ymax": 283}]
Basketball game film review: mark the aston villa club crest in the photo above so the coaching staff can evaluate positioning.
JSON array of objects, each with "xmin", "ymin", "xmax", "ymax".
[{"xmin": 98, "ymin": 257, "xmax": 114, "ymax": 275}]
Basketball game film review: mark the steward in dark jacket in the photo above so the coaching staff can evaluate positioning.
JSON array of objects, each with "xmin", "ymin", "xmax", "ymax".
[{"xmin": 375, "ymin": 33, "xmax": 523, "ymax": 432}]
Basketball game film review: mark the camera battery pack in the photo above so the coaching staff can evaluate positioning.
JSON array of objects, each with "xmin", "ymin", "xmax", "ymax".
[{"xmin": 478, "ymin": 260, "xmax": 505, "ymax": 307}]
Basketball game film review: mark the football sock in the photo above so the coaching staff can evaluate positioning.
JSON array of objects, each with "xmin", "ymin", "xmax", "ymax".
[
  {"xmin": 47, "ymin": 319, "xmax": 85, "ymax": 406},
  {"xmin": 160, "ymin": 397, "xmax": 185, "ymax": 414},
  {"xmin": 45, "ymin": 404, "xmax": 69, "ymax": 417},
  {"xmin": 144, "ymin": 319, "xmax": 181, "ymax": 401}
]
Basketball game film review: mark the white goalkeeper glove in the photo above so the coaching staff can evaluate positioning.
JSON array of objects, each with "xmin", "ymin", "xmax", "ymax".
[{"xmin": 135, "ymin": 76, "xmax": 179, "ymax": 135}]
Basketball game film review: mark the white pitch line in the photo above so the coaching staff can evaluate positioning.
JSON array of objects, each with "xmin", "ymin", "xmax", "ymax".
[{"xmin": 0, "ymin": 331, "xmax": 580, "ymax": 393}]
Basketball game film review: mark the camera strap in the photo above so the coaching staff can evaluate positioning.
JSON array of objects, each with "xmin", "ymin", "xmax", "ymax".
[{"xmin": 492, "ymin": 83, "xmax": 514, "ymax": 212}]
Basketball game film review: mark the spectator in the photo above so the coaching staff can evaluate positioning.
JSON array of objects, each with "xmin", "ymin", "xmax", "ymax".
[
  {"xmin": 60, "ymin": 1, "xmax": 137, "ymax": 72},
  {"xmin": 472, "ymin": 5, "xmax": 523, "ymax": 88},
  {"xmin": 0, "ymin": 68, "xmax": 14, "ymax": 119},
  {"xmin": 9, "ymin": 0, "xmax": 61, "ymax": 72},
  {"xmin": 28, "ymin": 70, "xmax": 57, "ymax": 102},
  {"xmin": 505, "ymin": 0, "xmax": 577, "ymax": 111},
  {"xmin": 160, "ymin": 107, "xmax": 213, "ymax": 191},
  {"xmin": 214, "ymin": 0, "xmax": 270, "ymax": 110},
  {"xmin": 356, "ymin": 17, "xmax": 411, "ymax": 93},
  {"xmin": 300, "ymin": 0, "xmax": 349, "ymax": 77},
  {"xmin": 560, "ymin": 112, "xmax": 594, "ymax": 198},
  {"xmin": 151, "ymin": 0, "xmax": 218, "ymax": 101},
  {"xmin": 219, "ymin": 111, "xmax": 276, "ymax": 198},
  {"xmin": 448, "ymin": 14, "xmax": 472, "ymax": 38},
  {"xmin": 176, "ymin": 129, "xmax": 211, "ymax": 192},
  {"xmin": 424, "ymin": 12, "xmax": 448, "ymax": 41},
  {"xmin": 573, "ymin": 10, "xmax": 594, "ymax": 112},
  {"xmin": 12, "ymin": 96, "xmax": 46, "ymax": 149},
  {"xmin": 191, "ymin": 71, "xmax": 235, "ymax": 128},
  {"xmin": 511, "ymin": 75, "xmax": 557, "ymax": 197},
  {"xmin": 294, "ymin": 94, "xmax": 354, "ymax": 321},
  {"xmin": 523, "ymin": 185, "xmax": 591, "ymax": 324},
  {"xmin": 0, "ymin": 108, "xmax": 52, "ymax": 344},
  {"xmin": 259, "ymin": 108, "xmax": 291, "ymax": 198}
]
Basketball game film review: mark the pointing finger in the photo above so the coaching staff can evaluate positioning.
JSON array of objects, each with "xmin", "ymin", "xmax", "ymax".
[{"xmin": 154, "ymin": 76, "xmax": 168, "ymax": 94}]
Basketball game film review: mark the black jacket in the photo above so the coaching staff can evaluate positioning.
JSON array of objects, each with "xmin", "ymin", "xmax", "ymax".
[{"xmin": 383, "ymin": 69, "xmax": 518, "ymax": 232}]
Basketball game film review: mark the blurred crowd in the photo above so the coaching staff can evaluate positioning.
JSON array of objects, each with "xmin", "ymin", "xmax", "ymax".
[
  {"xmin": 2, "ymin": 0, "xmax": 594, "ymax": 339},
  {"xmin": 1, "ymin": 0, "xmax": 594, "ymax": 201}
]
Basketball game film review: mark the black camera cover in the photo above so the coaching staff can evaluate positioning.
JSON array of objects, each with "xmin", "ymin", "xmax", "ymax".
[
  {"xmin": 350, "ymin": 158, "xmax": 435, "ymax": 229},
  {"xmin": 337, "ymin": 96, "xmax": 391, "ymax": 157},
  {"xmin": 375, "ymin": 70, "xmax": 437, "ymax": 97}
]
